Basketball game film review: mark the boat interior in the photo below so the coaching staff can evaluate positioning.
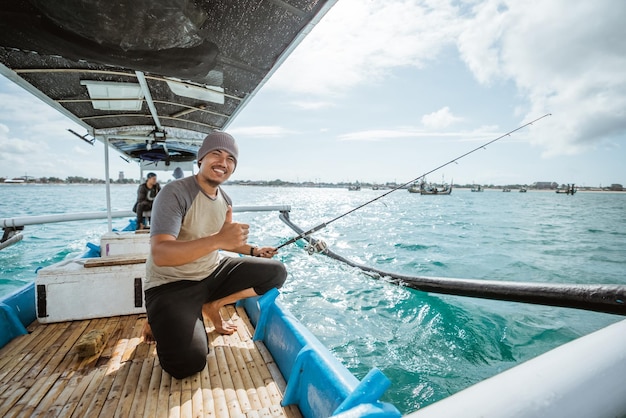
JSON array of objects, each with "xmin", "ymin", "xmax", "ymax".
[{"xmin": 0, "ymin": 302, "xmax": 301, "ymax": 417}]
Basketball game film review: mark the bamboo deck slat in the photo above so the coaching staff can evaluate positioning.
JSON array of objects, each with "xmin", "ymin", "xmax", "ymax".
[{"xmin": 0, "ymin": 307, "xmax": 302, "ymax": 418}]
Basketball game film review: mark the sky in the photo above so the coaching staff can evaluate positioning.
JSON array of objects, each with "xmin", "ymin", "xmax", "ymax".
[{"xmin": 1, "ymin": 0, "xmax": 625, "ymax": 187}]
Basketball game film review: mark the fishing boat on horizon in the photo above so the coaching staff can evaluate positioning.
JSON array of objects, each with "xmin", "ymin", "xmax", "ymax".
[
  {"xmin": 408, "ymin": 178, "xmax": 452, "ymax": 195},
  {"xmin": 1, "ymin": 1, "xmax": 625, "ymax": 417},
  {"xmin": 556, "ymin": 184, "xmax": 577, "ymax": 195}
]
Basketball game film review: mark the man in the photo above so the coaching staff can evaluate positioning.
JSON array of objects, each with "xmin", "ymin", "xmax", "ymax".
[
  {"xmin": 142, "ymin": 131, "xmax": 287, "ymax": 379},
  {"xmin": 133, "ymin": 172, "xmax": 160, "ymax": 230}
]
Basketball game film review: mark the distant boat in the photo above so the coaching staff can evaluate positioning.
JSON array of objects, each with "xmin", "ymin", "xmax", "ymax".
[
  {"xmin": 471, "ymin": 184, "xmax": 484, "ymax": 192},
  {"xmin": 348, "ymin": 184, "xmax": 361, "ymax": 191},
  {"xmin": 409, "ymin": 178, "xmax": 452, "ymax": 195},
  {"xmin": 503, "ymin": 188, "xmax": 511, "ymax": 192},
  {"xmin": 556, "ymin": 184, "xmax": 577, "ymax": 195},
  {"xmin": 519, "ymin": 187, "xmax": 528, "ymax": 193}
]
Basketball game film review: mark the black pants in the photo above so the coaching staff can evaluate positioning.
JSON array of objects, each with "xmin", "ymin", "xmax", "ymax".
[
  {"xmin": 135, "ymin": 201, "xmax": 152, "ymax": 227},
  {"xmin": 144, "ymin": 256, "xmax": 287, "ymax": 379}
]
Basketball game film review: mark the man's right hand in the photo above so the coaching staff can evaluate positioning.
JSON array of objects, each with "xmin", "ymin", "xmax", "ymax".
[{"xmin": 217, "ymin": 206, "xmax": 249, "ymax": 248}]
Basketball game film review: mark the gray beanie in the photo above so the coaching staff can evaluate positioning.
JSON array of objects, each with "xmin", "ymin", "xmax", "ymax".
[{"xmin": 197, "ymin": 131, "xmax": 238, "ymax": 167}]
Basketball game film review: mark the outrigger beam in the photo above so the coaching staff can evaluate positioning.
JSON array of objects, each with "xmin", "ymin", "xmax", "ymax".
[{"xmin": 279, "ymin": 212, "xmax": 626, "ymax": 316}]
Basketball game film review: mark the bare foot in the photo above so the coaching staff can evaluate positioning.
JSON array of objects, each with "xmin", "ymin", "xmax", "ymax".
[
  {"xmin": 141, "ymin": 321, "xmax": 155, "ymax": 343},
  {"xmin": 202, "ymin": 302, "xmax": 237, "ymax": 335}
]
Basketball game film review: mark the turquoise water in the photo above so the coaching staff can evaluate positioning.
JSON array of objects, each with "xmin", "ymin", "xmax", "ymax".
[{"xmin": 1, "ymin": 184, "xmax": 625, "ymax": 413}]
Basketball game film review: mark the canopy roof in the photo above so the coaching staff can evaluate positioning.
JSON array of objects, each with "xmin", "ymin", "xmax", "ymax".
[{"xmin": 0, "ymin": 0, "xmax": 335, "ymax": 171}]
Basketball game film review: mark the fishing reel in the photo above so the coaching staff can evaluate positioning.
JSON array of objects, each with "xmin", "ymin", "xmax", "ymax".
[{"xmin": 305, "ymin": 239, "xmax": 328, "ymax": 255}]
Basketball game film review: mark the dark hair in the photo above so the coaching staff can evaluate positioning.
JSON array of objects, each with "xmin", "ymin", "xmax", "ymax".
[{"xmin": 147, "ymin": 172, "xmax": 157, "ymax": 179}]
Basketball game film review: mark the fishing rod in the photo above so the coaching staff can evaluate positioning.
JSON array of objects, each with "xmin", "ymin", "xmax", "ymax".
[{"xmin": 276, "ymin": 113, "xmax": 552, "ymax": 250}]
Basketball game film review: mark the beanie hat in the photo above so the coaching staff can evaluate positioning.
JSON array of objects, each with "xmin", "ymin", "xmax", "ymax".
[{"xmin": 197, "ymin": 131, "xmax": 238, "ymax": 167}]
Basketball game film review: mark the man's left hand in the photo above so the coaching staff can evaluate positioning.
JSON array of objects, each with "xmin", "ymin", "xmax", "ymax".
[{"xmin": 256, "ymin": 247, "xmax": 278, "ymax": 258}]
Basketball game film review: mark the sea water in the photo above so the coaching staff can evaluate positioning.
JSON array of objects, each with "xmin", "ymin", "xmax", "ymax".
[{"xmin": 1, "ymin": 183, "xmax": 625, "ymax": 413}]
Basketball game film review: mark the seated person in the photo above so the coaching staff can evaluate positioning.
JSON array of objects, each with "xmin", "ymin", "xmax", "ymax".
[
  {"xmin": 172, "ymin": 167, "xmax": 184, "ymax": 180},
  {"xmin": 133, "ymin": 172, "xmax": 160, "ymax": 229}
]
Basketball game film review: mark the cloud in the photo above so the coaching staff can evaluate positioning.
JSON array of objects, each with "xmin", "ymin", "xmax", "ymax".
[
  {"xmin": 267, "ymin": 0, "xmax": 459, "ymax": 96},
  {"xmin": 457, "ymin": 0, "xmax": 626, "ymax": 154},
  {"xmin": 227, "ymin": 125, "xmax": 297, "ymax": 138},
  {"xmin": 0, "ymin": 124, "xmax": 47, "ymax": 155},
  {"xmin": 337, "ymin": 126, "xmax": 498, "ymax": 142},
  {"xmin": 421, "ymin": 107, "xmax": 463, "ymax": 129},
  {"xmin": 266, "ymin": 0, "xmax": 626, "ymax": 156},
  {"xmin": 290, "ymin": 100, "xmax": 335, "ymax": 110}
]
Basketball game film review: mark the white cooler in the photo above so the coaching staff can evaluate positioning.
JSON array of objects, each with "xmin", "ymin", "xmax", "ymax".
[
  {"xmin": 100, "ymin": 231, "xmax": 150, "ymax": 257},
  {"xmin": 36, "ymin": 256, "xmax": 146, "ymax": 323}
]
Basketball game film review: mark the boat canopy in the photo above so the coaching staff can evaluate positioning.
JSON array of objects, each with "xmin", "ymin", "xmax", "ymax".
[{"xmin": 0, "ymin": 0, "xmax": 335, "ymax": 170}]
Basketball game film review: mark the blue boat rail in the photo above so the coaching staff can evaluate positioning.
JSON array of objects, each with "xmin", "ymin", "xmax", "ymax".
[{"xmin": 241, "ymin": 289, "xmax": 400, "ymax": 417}]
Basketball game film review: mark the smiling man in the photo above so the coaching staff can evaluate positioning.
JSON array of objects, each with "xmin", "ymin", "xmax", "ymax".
[{"xmin": 142, "ymin": 131, "xmax": 287, "ymax": 379}]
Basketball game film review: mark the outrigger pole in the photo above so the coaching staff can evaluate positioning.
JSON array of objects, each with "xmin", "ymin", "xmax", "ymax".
[
  {"xmin": 279, "ymin": 211, "xmax": 626, "ymax": 316},
  {"xmin": 276, "ymin": 113, "xmax": 552, "ymax": 250}
]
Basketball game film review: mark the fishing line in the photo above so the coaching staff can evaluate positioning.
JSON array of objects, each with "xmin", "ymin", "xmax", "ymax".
[{"xmin": 276, "ymin": 113, "xmax": 552, "ymax": 250}]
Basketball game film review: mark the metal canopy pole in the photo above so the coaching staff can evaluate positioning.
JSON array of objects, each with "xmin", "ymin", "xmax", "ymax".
[
  {"xmin": 135, "ymin": 71, "xmax": 162, "ymax": 130},
  {"xmin": 103, "ymin": 135, "xmax": 113, "ymax": 232}
]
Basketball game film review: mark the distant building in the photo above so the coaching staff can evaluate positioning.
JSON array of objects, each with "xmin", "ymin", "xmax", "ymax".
[
  {"xmin": 118, "ymin": 171, "xmax": 125, "ymax": 181},
  {"xmin": 609, "ymin": 184, "xmax": 623, "ymax": 191}
]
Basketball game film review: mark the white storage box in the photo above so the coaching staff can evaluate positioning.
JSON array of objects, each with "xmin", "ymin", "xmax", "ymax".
[
  {"xmin": 100, "ymin": 231, "xmax": 150, "ymax": 257},
  {"xmin": 36, "ymin": 256, "xmax": 146, "ymax": 323}
]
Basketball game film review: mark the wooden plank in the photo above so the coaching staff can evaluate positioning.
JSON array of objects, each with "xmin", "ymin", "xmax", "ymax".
[
  {"xmin": 46, "ymin": 371, "xmax": 91, "ymax": 418},
  {"xmin": 3, "ymin": 322, "xmax": 69, "ymax": 385},
  {"xmin": 84, "ymin": 254, "xmax": 146, "ymax": 267},
  {"xmin": 190, "ymin": 368, "xmax": 204, "ymax": 418},
  {"xmin": 228, "ymin": 305, "xmax": 298, "ymax": 417},
  {"xmin": 207, "ymin": 334, "xmax": 228, "ymax": 417},
  {"xmin": 0, "ymin": 319, "xmax": 53, "ymax": 372},
  {"xmin": 168, "ymin": 376, "xmax": 183, "ymax": 418},
  {"xmin": 141, "ymin": 358, "xmax": 162, "ymax": 418},
  {"xmin": 52, "ymin": 320, "xmax": 92, "ymax": 375},
  {"xmin": 0, "ymin": 385, "xmax": 28, "ymax": 417},
  {"xmin": 79, "ymin": 316, "xmax": 133, "ymax": 417},
  {"xmin": 156, "ymin": 369, "xmax": 171, "ymax": 418},
  {"xmin": 8, "ymin": 372, "xmax": 61, "ymax": 417},
  {"xmin": 180, "ymin": 375, "xmax": 193, "ymax": 418},
  {"xmin": 221, "ymin": 342, "xmax": 252, "ymax": 413},
  {"xmin": 213, "ymin": 337, "xmax": 242, "ymax": 417},
  {"xmin": 40, "ymin": 321, "xmax": 91, "ymax": 377},
  {"xmin": 98, "ymin": 316, "xmax": 138, "ymax": 417},
  {"xmin": 69, "ymin": 365, "xmax": 108, "ymax": 418},
  {"xmin": 121, "ymin": 315, "xmax": 146, "ymax": 363},
  {"xmin": 200, "ymin": 363, "xmax": 216, "ymax": 417},
  {"xmin": 128, "ymin": 355, "xmax": 155, "ymax": 417},
  {"xmin": 224, "ymin": 307, "xmax": 264, "ymax": 410},
  {"xmin": 113, "ymin": 353, "xmax": 144, "ymax": 417},
  {"xmin": 0, "ymin": 323, "xmax": 70, "ymax": 409}
]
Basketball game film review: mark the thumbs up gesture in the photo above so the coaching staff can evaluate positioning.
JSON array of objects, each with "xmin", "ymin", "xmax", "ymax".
[{"xmin": 216, "ymin": 206, "xmax": 249, "ymax": 249}]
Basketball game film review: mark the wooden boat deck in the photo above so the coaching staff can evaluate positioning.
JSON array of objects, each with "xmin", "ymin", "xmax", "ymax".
[{"xmin": 0, "ymin": 305, "xmax": 301, "ymax": 418}]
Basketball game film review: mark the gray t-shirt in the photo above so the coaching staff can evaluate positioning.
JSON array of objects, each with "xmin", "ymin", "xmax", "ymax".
[{"xmin": 145, "ymin": 176, "xmax": 232, "ymax": 290}]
